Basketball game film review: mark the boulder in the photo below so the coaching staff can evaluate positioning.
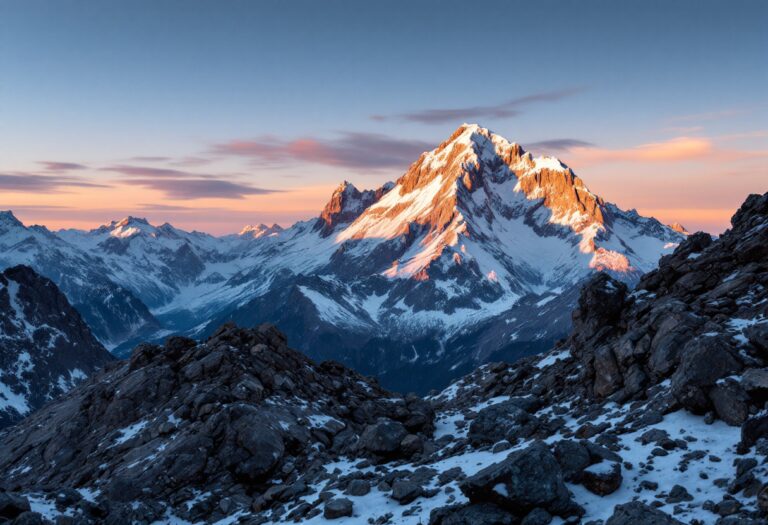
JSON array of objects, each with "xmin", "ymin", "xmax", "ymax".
[
  {"xmin": 593, "ymin": 346, "xmax": 622, "ymax": 398},
  {"xmin": 741, "ymin": 368, "xmax": 768, "ymax": 392},
  {"xmin": 605, "ymin": 501, "xmax": 684, "ymax": 525},
  {"xmin": 581, "ymin": 461, "xmax": 622, "ymax": 495},
  {"xmin": 323, "ymin": 498, "xmax": 353, "ymax": 519},
  {"xmin": 745, "ymin": 323, "xmax": 768, "ymax": 352},
  {"xmin": 468, "ymin": 401, "xmax": 538, "ymax": 446},
  {"xmin": 552, "ymin": 440, "xmax": 591, "ymax": 482},
  {"xmin": 359, "ymin": 419, "xmax": 408, "ymax": 456},
  {"xmin": 390, "ymin": 480, "xmax": 422, "ymax": 505},
  {"xmin": 345, "ymin": 479, "xmax": 371, "ymax": 497},
  {"xmin": 428, "ymin": 503, "xmax": 516, "ymax": 525},
  {"xmin": 459, "ymin": 441, "xmax": 579, "ymax": 517},
  {"xmin": 670, "ymin": 335, "xmax": 742, "ymax": 413},
  {"xmin": 709, "ymin": 381, "xmax": 750, "ymax": 426},
  {"xmin": 0, "ymin": 493, "xmax": 31, "ymax": 520},
  {"xmin": 741, "ymin": 411, "xmax": 768, "ymax": 448}
]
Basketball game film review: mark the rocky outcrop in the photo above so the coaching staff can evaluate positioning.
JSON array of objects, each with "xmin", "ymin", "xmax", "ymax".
[
  {"xmin": 0, "ymin": 322, "xmax": 434, "ymax": 523},
  {"xmin": 459, "ymin": 441, "xmax": 581, "ymax": 518},
  {"xmin": 426, "ymin": 192, "xmax": 768, "ymax": 524},
  {"xmin": 315, "ymin": 180, "xmax": 394, "ymax": 236},
  {"xmin": 0, "ymin": 265, "xmax": 114, "ymax": 428}
]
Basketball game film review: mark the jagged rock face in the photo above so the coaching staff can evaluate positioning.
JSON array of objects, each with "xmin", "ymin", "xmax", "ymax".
[
  {"xmin": 424, "ymin": 192, "xmax": 768, "ymax": 523},
  {"xmin": 315, "ymin": 180, "xmax": 394, "ymax": 236},
  {"xmin": 0, "ymin": 265, "xmax": 114, "ymax": 428},
  {"xmin": 0, "ymin": 323, "xmax": 434, "ymax": 523}
]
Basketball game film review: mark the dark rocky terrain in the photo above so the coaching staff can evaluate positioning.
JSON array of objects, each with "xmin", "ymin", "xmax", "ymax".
[
  {"xmin": 0, "ymin": 265, "xmax": 114, "ymax": 429},
  {"xmin": 0, "ymin": 192, "xmax": 765, "ymax": 524}
]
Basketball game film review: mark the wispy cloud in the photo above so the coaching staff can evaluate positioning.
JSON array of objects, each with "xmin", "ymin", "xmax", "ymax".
[
  {"xmin": 128, "ymin": 156, "xmax": 172, "ymax": 163},
  {"xmin": 524, "ymin": 139, "xmax": 595, "ymax": 152},
  {"xmin": 103, "ymin": 165, "xmax": 279, "ymax": 199},
  {"xmin": 0, "ymin": 173, "xmax": 106, "ymax": 193},
  {"xmin": 38, "ymin": 161, "xmax": 88, "ymax": 171},
  {"xmin": 371, "ymin": 88, "xmax": 584, "ymax": 124},
  {"xmin": 212, "ymin": 132, "xmax": 433, "ymax": 171},
  {"xmin": 104, "ymin": 165, "xmax": 198, "ymax": 178},
  {"xmin": 568, "ymin": 137, "xmax": 714, "ymax": 165},
  {"xmin": 567, "ymin": 135, "xmax": 768, "ymax": 168},
  {"xmin": 126, "ymin": 178, "xmax": 279, "ymax": 199}
]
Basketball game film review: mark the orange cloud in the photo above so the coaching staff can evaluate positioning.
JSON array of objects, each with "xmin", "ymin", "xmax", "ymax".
[{"xmin": 570, "ymin": 137, "xmax": 714, "ymax": 165}]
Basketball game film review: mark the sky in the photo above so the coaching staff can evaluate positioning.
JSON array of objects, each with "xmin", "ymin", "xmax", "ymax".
[{"xmin": 0, "ymin": 0, "xmax": 766, "ymax": 235}]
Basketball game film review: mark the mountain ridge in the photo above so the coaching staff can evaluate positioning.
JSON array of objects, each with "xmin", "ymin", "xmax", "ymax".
[{"xmin": 0, "ymin": 124, "xmax": 685, "ymax": 391}]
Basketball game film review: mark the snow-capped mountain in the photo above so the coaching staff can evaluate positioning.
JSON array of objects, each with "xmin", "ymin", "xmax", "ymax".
[
  {"xmin": 197, "ymin": 124, "xmax": 684, "ymax": 390},
  {"xmin": 1, "ymin": 190, "xmax": 764, "ymax": 524},
  {"xmin": 0, "ymin": 125, "xmax": 684, "ymax": 391},
  {"xmin": 0, "ymin": 212, "xmax": 159, "ymax": 347},
  {"xmin": 0, "ymin": 265, "xmax": 114, "ymax": 428},
  {"xmin": 235, "ymin": 223, "xmax": 284, "ymax": 239}
]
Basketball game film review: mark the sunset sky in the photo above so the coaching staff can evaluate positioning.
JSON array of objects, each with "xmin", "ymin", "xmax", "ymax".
[{"xmin": 1, "ymin": 0, "xmax": 766, "ymax": 234}]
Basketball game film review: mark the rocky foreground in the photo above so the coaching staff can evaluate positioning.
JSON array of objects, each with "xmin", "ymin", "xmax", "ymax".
[{"xmin": 0, "ymin": 192, "xmax": 766, "ymax": 524}]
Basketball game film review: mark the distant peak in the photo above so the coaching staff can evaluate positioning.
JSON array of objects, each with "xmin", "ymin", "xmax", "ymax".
[
  {"xmin": 239, "ymin": 223, "xmax": 284, "ymax": 238},
  {"xmin": 668, "ymin": 222, "xmax": 689, "ymax": 235},
  {"xmin": 115, "ymin": 216, "xmax": 150, "ymax": 227},
  {"xmin": 0, "ymin": 210, "xmax": 22, "ymax": 227}
]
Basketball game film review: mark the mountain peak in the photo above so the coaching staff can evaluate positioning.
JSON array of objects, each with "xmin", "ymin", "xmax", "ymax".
[
  {"xmin": 316, "ymin": 180, "xmax": 394, "ymax": 236},
  {"xmin": 668, "ymin": 222, "xmax": 689, "ymax": 235},
  {"xmin": 107, "ymin": 216, "xmax": 156, "ymax": 239},
  {"xmin": 239, "ymin": 223, "xmax": 284, "ymax": 239},
  {"xmin": 115, "ymin": 216, "xmax": 150, "ymax": 228},
  {"xmin": 0, "ymin": 210, "xmax": 23, "ymax": 229}
]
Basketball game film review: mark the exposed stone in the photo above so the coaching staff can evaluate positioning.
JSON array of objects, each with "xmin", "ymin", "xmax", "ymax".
[
  {"xmin": 605, "ymin": 501, "xmax": 684, "ymax": 525},
  {"xmin": 460, "ymin": 441, "xmax": 580, "ymax": 517},
  {"xmin": 323, "ymin": 498, "xmax": 353, "ymax": 519}
]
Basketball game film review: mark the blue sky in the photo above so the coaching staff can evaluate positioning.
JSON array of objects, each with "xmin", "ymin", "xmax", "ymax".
[{"xmin": 1, "ymin": 0, "xmax": 766, "ymax": 233}]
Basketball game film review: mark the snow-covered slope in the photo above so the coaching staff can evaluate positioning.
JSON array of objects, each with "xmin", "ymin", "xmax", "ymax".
[
  {"xmin": 195, "ymin": 124, "xmax": 684, "ymax": 391},
  {"xmin": 0, "ymin": 265, "xmax": 114, "ymax": 428},
  {"xmin": 0, "ymin": 125, "xmax": 684, "ymax": 391},
  {"xmin": 0, "ymin": 212, "xmax": 159, "ymax": 347}
]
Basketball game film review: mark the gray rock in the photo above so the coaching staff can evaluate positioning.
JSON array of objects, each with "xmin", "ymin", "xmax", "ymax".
[
  {"xmin": 581, "ymin": 461, "xmax": 622, "ymax": 496},
  {"xmin": 360, "ymin": 419, "xmax": 408, "ymax": 455},
  {"xmin": 390, "ymin": 480, "xmax": 422, "ymax": 505},
  {"xmin": 670, "ymin": 335, "xmax": 742, "ymax": 413},
  {"xmin": 460, "ymin": 441, "xmax": 580, "ymax": 517},
  {"xmin": 709, "ymin": 382, "xmax": 750, "ymax": 426},
  {"xmin": 741, "ymin": 368, "xmax": 768, "ymax": 391},
  {"xmin": 468, "ymin": 401, "xmax": 538, "ymax": 446},
  {"xmin": 428, "ymin": 503, "xmax": 516, "ymax": 525},
  {"xmin": 0, "ymin": 493, "xmax": 31, "ymax": 520},
  {"xmin": 605, "ymin": 501, "xmax": 684, "ymax": 524},
  {"xmin": 323, "ymin": 498, "xmax": 353, "ymax": 519},
  {"xmin": 345, "ymin": 479, "xmax": 371, "ymax": 497},
  {"xmin": 552, "ymin": 440, "xmax": 591, "ymax": 482},
  {"xmin": 521, "ymin": 507, "xmax": 553, "ymax": 525}
]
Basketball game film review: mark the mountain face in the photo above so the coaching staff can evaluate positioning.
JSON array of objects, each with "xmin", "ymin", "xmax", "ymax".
[
  {"xmin": 0, "ymin": 125, "xmax": 683, "ymax": 392},
  {"xmin": 0, "ymin": 265, "xmax": 114, "ymax": 428},
  {"xmin": 0, "ymin": 192, "xmax": 764, "ymax": 525},
  {"xmin": 0, "ymin": 212, "xmax": 160, "ymax": 348},
  {"xmin": 198, "ymin": 124, "xmax": 684, "ymax": 391}
]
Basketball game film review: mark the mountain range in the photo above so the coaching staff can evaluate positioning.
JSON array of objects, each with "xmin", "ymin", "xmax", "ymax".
[
  {"xmin": 0, "ymin": 190, "xmax": 765, "ymax": 525},
  {"xmin": 0, "ymin": 124, "xmax": 685, "ymax": 392}
]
